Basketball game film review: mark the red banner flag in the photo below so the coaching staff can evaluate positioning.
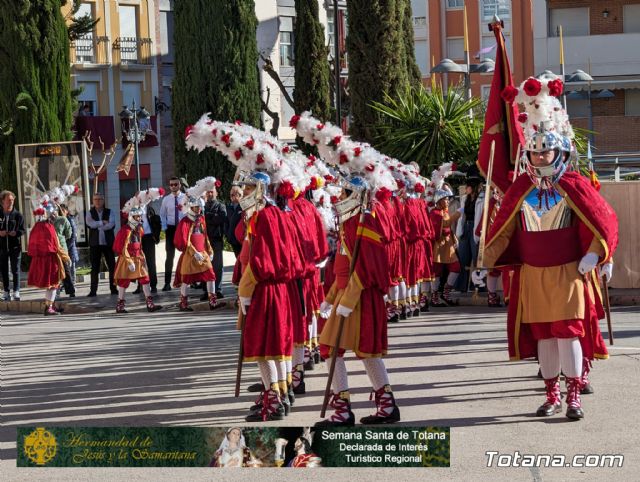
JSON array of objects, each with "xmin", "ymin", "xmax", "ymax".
[{"xmin": 476, "ymin": 19, "xmax": 525, "ymax": 195}]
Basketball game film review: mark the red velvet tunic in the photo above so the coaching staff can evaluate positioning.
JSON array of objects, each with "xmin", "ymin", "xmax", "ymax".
[
  {"xmin": 392, "ymin": 196, "xmax": 408, "ymax": 282},
  {"xmin": 404, "ymin": 198, "xmax": 431, "ymax": 285},
  {"xmin": 239, "ymin": 205, "xmax": 304, "ymax": 361},
  {"xmin": 27, "ymin": 221, "xmax": 65, "ymax": 289},
  {"xmin": 173, "ymin": 215, "xmax": 215, "ymax": 286},
  {"xmin": 319, "ymin": 210, "xmax": 391, "ymax": 358},
  {"xmin": 485, "ymin": 172, "xmax": 618, "ymax": 361}
]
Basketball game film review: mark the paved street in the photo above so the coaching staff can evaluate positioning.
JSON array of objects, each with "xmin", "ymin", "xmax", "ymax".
[{"xmin": 1, "ymin": 279, "xmax": 639, "ymax": 481}]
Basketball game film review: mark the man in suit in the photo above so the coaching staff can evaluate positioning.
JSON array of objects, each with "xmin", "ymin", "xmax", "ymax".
[{"xmin": 85, "ymin": 192, "xmax": 116, "ymax": 296}]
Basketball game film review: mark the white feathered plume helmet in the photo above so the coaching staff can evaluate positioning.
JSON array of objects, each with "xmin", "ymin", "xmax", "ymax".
[
  {"xmin": 185, "ymin": 115, "xmax": 305, "ymax": 199},
  {"xmin": 426, "ymin": 162, "xmax": 461, "ymax": 208},
  {"xmin": 291, "ymin": 111, "xmax": 397, "ymax": 196},
  {"xmin": 179, "ymin": 176, "xmax": 219, "ymax": 211},
  {"xmin": 502, "ymin": 73, "xmax": 575, "ymax": 146},
  {"xmin": 33, "ymin": 184, "xmax": 79, "ymax": 218},
  {"xmin": 121, "ymin": 188, "xmax": 166, "ymax": 219}
]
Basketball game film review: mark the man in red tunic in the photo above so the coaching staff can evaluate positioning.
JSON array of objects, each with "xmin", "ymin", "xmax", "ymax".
[
  {"xmin": 28, "ymin": 185, "xmax": 77, "ymax": 316},
  {"xmin": 113, "ymin": 189, "xmax": 164, "ymax": 313},
  {"xmin": 173, "ymin": 177, "xmax": 223, "ymax": 312},
  {"xmin": 238, "ymin": 172, "xmax": 304, "ymax": 422},
  {"xmin": 484, "ymin": 76, "xmax": 617, "ymax": 420},
  {"xmin": 316, "ymin": 175, "xmax": 399, "ymax": 426}
]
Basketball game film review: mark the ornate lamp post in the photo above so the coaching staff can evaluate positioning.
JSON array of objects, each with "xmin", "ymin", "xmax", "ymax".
[{"xmin": 119, "ymin": 100, "xmax": 150, "ymax": 191}]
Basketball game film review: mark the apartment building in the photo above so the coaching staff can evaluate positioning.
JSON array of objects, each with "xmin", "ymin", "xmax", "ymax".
[
  {"xmin": 63, "ymin": 0, "xmax": 163, "ymax": 221},
  {"xmin": 534, "ymin": 0, "xmax": 640, "ymax": 154}
]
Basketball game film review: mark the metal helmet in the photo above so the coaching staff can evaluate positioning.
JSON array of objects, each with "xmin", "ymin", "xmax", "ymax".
[
  {"xmin": 128, "ymin": 206, "xmax": 143, "ymax": 227},
  {"xmin": 345, "ymin": 174, "xmax": 369, "ymax": 192},
  {"xmin": 433, "ymin": 187, "xmax": 454, "ymax": 205},
  {"xmin": 240, "ymin": 171, "xmax": 271, "ymax": 188},
  {"xmin": 524, "ymin": 129, "xmax": 569, "ymax": 183}
]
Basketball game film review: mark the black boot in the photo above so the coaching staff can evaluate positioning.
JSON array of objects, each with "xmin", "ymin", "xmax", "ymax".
[
  {"xmin": 536, "ymin": 376, "xmax": 562, "ymax": 417},
  {"xmin": 315, "ymin": 391, "xmax": 355, "ymax": 427},
  {"xmin": 360, "ymin": 385, "xmax": 401, "ymax": 424}
]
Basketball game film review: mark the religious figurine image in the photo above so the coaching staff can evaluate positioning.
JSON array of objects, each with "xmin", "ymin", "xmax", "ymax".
[
  {"xmin": 209, "ymin": 427, "xmax": 262, "ymax": 468},
  {"xmin": 274, "ymin": 428, "xmax": 322, "ymax": 468}
]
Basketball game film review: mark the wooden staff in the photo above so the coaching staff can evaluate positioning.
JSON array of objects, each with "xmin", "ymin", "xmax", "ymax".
[
  {"xmin": 320, "ymin": 190, "xmax": 369, "ymax": 418},
  {"xmin": 476, "ymin": 140, "xmax": 496, "ymax": 269},
  {"xmin": 602, "ymin": 274, "xmax": 614, "ymax": 345},
  {"xmin": 513, "ymin": 144, "xmax": 521, "ymax": 179}
]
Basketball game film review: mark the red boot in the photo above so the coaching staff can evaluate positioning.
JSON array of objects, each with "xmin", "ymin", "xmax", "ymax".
[
  {"xmin": 536, "ymin": 376, "xmax": 562, "ymax": 416},
  {"xmin": 115, "ymin": 299, "xmax": 127, "ymax": 314},
  {"xmin": 360, "ymin": 385, "xmax": 401, "ymax": 424},
  {"xmin": 431, "ymin": 291, "xmax": 447, "ymax": 308},
  {"xmin": 208, "ymin": 292, "xmax": 225, "ymax": 310},
  {"xmin": 442, "ymin": 284, "xmax": 458, "ymax": 306},
  {"xmin": 315, "ymin": 391, "xmax": 355, "ymax": 427},
  {"xmin": 179, "ymin": 295, "xmax": 193, "ymax": 312},
  {"xmin": 245, "ymin": 389, "xmax": 284, "ymax": 422},
  {"xmin": 44, "ymin": 302, "xmax": 59, "ymax": 316},
  {"xmin": 580, "ymin": 358, "xmax": 594, "ymax": 394},
  {"xmin": 565, "ymin": 377, "xmax": 584, "ymax": 420},
  {"xmin": 146, "ymin": 296, "xmax": 162, "ymax": 312},
  {"xmin": 487, "ymin": 292, "xmax": 503, "ymax": 308}
]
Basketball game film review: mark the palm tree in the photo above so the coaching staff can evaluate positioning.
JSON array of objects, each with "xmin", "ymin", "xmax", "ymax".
[{"xmin": 370, "ymin": 84, "xmax": 484, "ymax": 173}]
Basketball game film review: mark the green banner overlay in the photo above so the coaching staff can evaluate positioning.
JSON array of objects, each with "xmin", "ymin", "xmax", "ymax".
[{"xmin": 17, "ymin": 426, "xmax": 450, "ymax": 468}]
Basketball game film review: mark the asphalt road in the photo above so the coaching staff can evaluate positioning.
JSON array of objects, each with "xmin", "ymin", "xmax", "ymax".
[{"xmin": 1, "ymin": 293, "xmax": 639, "ymax": 481}]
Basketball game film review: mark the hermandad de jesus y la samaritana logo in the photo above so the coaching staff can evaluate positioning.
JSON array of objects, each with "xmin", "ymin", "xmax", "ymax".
[{"xmin": 24, "ymin": 427, "xmax": 58, "ymax": 465}]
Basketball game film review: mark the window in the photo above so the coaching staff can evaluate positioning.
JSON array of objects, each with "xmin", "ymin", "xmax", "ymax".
[
  {"xmin": 446, "ymin": 38, "xmax": 464, "ymax": 60},
  {"xmin": 78, "ymin": 82, "xmax": 99, "ymax": 115},
  {"xmin": 327, "ymin": 8, "xmax": 335, "ymax": 51},
  {"xmin": 74, "ymin": 3, "xmax": 95, "ymax": 63},
  {"xmin": 549, "ymin": 8, "xmax": 589, "ymax": 37},
  {"xmin": 281, "ymin": 87, "xmax": 295, "ymax": 132},
  {"xmin": 122, "ymin": 81, "xmax": 142, "ymax": 109},
  {"xmin": 279, "ymin": 16, "xmax": 294, "ymax": 67},
  {"xmin": 481, "ymin": 85, "xmax": 492, "ymax": 102},
  {"xmin": 160, "ymin": 10, "xmax": 174, "ymax": 64},
  {"xmin": 119, "ymin": 4, "xmax": 139, "ymax": 63},
  {"xmin": 447, "ymin": 0, "xmax": 464, "ymax": 9},
  {"xmin": 625, "ymin": 89, "xmax": 640, "ymax": 116},
  {"xmin": 482, "ymin": 0, "xmax": 510, "ymax": 20},
  {"xmin": 624, "ymin": 5, "xmax": 640, "ymax": 33},
  {"xmin": 414, "ymin": 40, "xmax": 428, "ymax": 76},
  {"xmin": 413, "ymin": 17, "xmax": 427, "ymax": 27}
]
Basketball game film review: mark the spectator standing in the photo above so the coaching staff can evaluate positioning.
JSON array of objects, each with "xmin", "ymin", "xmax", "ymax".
[
  {"xmin": 203, "ymin": 185, "xmax": 226, "ymax": 298},
  {"xmin": 133, "ymin": 203, "xmax": 161, "ymax": 294},
  {"xmin": 53, "ymin": 206, "xmax": 75, "ymax": 297},
  {"xmin": 85, "ymin": 192, "xmax": 117, "ymax": 296},
  {"xmin": 0, "ymin": 190, "xmax": 24, "ymax": 301},
  {"xmin": 225, "ymin": 185, "xmax": 243, "ymax": 257},
  {"xmin": 60, "ymin": 204, "xmax": 80, "ymax": 296},
  {"xmin": 159, "ymin": 177, "xmax": 185, "ymax": 291}
]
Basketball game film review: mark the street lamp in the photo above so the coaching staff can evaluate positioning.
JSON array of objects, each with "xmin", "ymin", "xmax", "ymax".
[
  {"xmin": 431, "ymin": 58, "xmax": 494, "ymax": 116},
  {"xmin": 566, "ymin": 69, "xmax": 594, "ymax": 145},
  {"xmin": 119, "ymin": 100, "xmax": 150, "ymax": 192}
]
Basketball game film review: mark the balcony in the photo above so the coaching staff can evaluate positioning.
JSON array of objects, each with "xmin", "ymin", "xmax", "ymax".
[
  {"xmin": 71, "ymin": 34, "xmax": 110, "ymax": 68},
  {"xmin": 535, "ymin": 33, "xmax": 640, "ymax": 77},
  {"xmin": 112, "ymin": 37, "xmax": 153, "ymax": 69},
  {"xmin": 73, "ymin": 115, "xmax": 116, "ymax": 148}
]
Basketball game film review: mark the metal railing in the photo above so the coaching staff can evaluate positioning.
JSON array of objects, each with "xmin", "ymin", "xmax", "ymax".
[
  {"xmin": 112, "ymin": 37, "xmax": 153, "ymax": 65},
  {"xmin": 579, "ymin": 152, "xmax": 640, "ymax": 180},
  {"xmin": 71, "ymin": 34, "xmax": 110, "ymax": 64}
]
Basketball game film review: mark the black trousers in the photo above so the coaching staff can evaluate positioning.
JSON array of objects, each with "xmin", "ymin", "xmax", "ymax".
[
  {"xmin": 0, "ymin": 249, "xmax": 21, "ymax": 293},
  {"xmin": 164, "ymin": 225, "xmax": 177, "ymax": 285},
  {"xmin": 61, "ymin": 260, "xmax": 75, "ymax": 295},
  {"xmin": 141, "ymin": 234, "xmax": 157, "ymax": 289},
  {"xmin": 212, "ymin": 240, "xmax": 224, "ymax": 292},
  {"xmin": 89, "ymin": 245, "xmax": 115, "ymax": 293}
]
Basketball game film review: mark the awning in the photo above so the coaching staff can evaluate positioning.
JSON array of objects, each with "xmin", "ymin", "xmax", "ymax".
[{"xmin": 566, "ymin": 75, "xmax": 640, "ymax": 91}]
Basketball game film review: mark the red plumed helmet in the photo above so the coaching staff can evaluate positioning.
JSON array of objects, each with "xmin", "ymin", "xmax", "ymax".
[
  {"xmin": 33, "ymin": 207, "xmax": 45, "ymax": 216},
  {"xmin": 277, "ymin": 181, "xmax": 295, "ymax": 199},
  {"xmin": 414, "ymin": 182, "xmax": 425, "ymax": 193},
  {"xmin": 289, "ymin": 115, "xmax": 301, "ymax": 128},
  {"xmin": 158, "ymin": 187, "xmax": 166, "ymax": 196}
]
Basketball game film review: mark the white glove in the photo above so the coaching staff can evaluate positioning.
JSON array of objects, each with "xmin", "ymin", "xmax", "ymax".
[
  {"xmin": 316, "ymin": 258, "xmax": 328, "ymax": 269},
  {"xmin": 578, "ymin": 252, "xmax": 599, "ymax": 275},
  {"xmin": 209, "ymin": 253, "xmax": 214, "ymax": 262},
  {"xmin": 239, "ymin": 296, "xmax": 251, "ymax": 315},
  {"xmin": 457, "ymin": 207, "xmax": 465, "ymax": 214},
  {"xmin": 471, "ymin": 269, "xmax": 487, "ymax": 287},
  {"xmin": 128, "ymin": 262, "xmax": 136, "ymax": 272},
  {"xmin": 193, "ymin": 251, "xmax": 205, "ymax": 263},
  {"xmin": 319, "ymin": 301, "xmax": 332, "ymax": 318},
  {"xmin": 336, "ymin": 304, "xmax": 353, "ymax": 318},
  {"xmin": 600, "ymin": 262, "xmax": 613, "ymax": 283}
]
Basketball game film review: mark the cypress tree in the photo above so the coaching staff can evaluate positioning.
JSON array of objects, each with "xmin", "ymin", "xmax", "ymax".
[
  {"xmin": 172, "ymin": 0, "xmax": 262, "ymax": 193},
  {"xmin": 293, "ymin": 0, "xmax": 331, "ymax": 121},
  {"xmin": 401, "ymin": 0, "xmax": 423, "ymax": 87},
  {"xmin": 347, "ymin": 0, "xmax": 416, "ymax": 142},
  {"xmin": 0, "ymin": 0, "xmax": 73, "ymax": 195}
]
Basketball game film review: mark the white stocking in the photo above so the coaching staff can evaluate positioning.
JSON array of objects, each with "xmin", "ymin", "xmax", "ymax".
[
  {"xmin": 309, "ymin": 314, "xmax": 318, "ymax": 343},
  {"xmin": 420, "ymin": 281, "xmax": 429, "ymax": 295},
  {"xmin": 277, "ymin": 360, "xmax": 288, "ymax": 383},
  {"xmin": 45, "ymin": 288, "xmax": 57, "ymax": 302},
  {"xmin": 363, "ymin": 357, "xmax": 390, "ymax": 391},
  {"xmin": 206, "ymin": 280, "xmax": 215, "ymax": 293},
  {"xmin": 446, "ymin": 272, "xmax": 459, "ymax": 286},
  {"xmin": 293, "ymin": 345, "xmax": 305, "ymax": 368},
  {"xmin": 258, "ymin": 360, "xmax": 278, "ymax": 388},
  {"xmin": 558, "ymin": 338, "xmax": 582, "ymax": 378},
  {"xmin": 398, "ymin": 281, "xmax": 407, "ymax": 305},
  {"xmin": 538, "ymin": 338, "xmax": 560, "ymax": 379},
  {"xmin": 180, "ymin": 283, "xmax": 188, "ymax": 296},
  {"xmin": 389, "ymin": 284, "xmax": 399, "ymax": 302},
  {"xmin": 142, "ymin": 283, "xmax": 151, "ymax": 297},
  {"xmin": 331, "ymin": 356, "xmax": 349, "ymax": 393},
  {"xmin": 431, "ymin": 277, "xmax": 440, "ymax": 292},
  {"xmin": 117, "ymin": 286, "xmax": 126, "ymax": 301},
  {"xmin": 487, "ymin": 274, "xmax": 499, "ymax": 293}
]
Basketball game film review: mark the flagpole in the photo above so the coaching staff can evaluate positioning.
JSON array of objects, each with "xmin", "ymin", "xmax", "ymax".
[
  {"xmin": 559, "ymin": 25, "xmax": 567, "ymax": 110},
  {"xmin": 463, "ymin": 5, "xmax": 472, "ymax": 115}
]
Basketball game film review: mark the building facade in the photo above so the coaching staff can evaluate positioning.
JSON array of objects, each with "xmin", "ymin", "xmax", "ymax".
[
  {"xmin": 534, "ymin": 0, "xmax": 640, "ymax": 154},
  {"xmin": 63, "ymin": 0, "xmax": 163, "ymax": 227},
  {"xmin": 411, "ymin": 0, "xmax": 534, "ymax": 99}
]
